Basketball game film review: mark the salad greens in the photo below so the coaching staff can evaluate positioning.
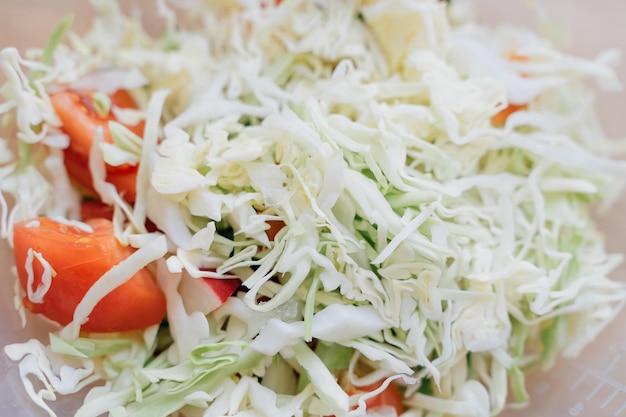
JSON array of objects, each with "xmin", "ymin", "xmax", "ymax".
[{"xmin": 1, "ymin": 0, "xmax": 626, "ymax": 416}]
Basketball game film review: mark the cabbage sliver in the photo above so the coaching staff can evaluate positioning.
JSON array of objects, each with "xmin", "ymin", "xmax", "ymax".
[{"xmin": 1, "ymin": 1, "xmax": 625, "ymax": 417}]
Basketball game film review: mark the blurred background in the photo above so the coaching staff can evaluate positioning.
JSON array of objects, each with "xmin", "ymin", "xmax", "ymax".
[{"xmin": 1, "ymin": 0, "xmax": 624, "ymax": 136}]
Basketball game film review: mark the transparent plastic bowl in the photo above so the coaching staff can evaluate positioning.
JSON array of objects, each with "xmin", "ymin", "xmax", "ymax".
[{"xmin": 1, "ymin": 1, "xmax": 625, "ymax": 416}]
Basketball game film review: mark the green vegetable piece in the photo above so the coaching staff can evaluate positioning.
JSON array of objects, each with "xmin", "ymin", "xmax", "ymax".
[{"xmin": 30, "ymin": 14, "xmax": 74, "ymax": 81}]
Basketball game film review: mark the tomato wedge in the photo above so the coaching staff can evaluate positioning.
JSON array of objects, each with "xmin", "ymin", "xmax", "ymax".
[
  {"xmin": 79, "ymin": 199, "xmax": 159, "ymax": 233},
  {"xmin": 327, "ymin": 379, "xmax": 404, "ymax": 417},
  {"xmin": 80, "ymin": 200, "xmax": 115, "ymax": 221},
  {"xmin": 348, "ymin": 380, "xmax": 404, "ymax": 416},
  {"xmin": 265, "ymin": 219, "xmax": 285, "ymax": 241},
  {"xmin": 492, "ymin": 53, "xmax": 530, "ymax": 127},
  {"xmin": 13, "ymin": 217, "xmax": 166, "ymax": 333},
  {"xmin": 50, "ymin": 89, "xmax": 145, "ymax": 202},
  {"xmin": 491, "ymin": 103, "xmax": 528, "ymax": 127}
]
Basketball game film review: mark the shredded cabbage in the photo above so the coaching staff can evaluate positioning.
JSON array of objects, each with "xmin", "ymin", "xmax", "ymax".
[{"xmin": 1, "ymin": 0, "xmax": 626, "ymax": 416}]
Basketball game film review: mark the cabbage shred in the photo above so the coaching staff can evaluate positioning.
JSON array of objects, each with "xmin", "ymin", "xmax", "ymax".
[{"xmin": 1, "ymin": 0, "xmax": 625, "ymax": 416}]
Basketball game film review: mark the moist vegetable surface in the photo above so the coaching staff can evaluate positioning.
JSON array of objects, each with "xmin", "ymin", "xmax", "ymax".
[{"xmin": 1, "ymin": 1, "xmax": 626, "ymax": 416}]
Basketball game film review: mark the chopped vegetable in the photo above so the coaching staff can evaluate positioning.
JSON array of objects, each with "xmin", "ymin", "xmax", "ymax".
[
  {"xmin": 12, "ymin": 217, "xmax": 166, "ymax": 332},
  {"xmin": 178, "ymin": 274, "xmax": 241, "ymax": 315},
  {"xmin": 491, "ymin": 103, "xmax": 528, "ymax": 127},
  {"xmin": 29, "ymin": 14, "xmax": 74, "ymax": 81},
  {"xmin": 345, "ymin": 379, "xmax": 405, "ymax": 417},
  {"xmin": 79, "ymin": 200, "xmax": 114, "ymax": 221},
  {"xmin": 50, "ymin": 89, "xmax": 145, "ymax": 202},
  {"xmin": 0, "ymin": 0, "xmax": 625, "ymax": 416}
]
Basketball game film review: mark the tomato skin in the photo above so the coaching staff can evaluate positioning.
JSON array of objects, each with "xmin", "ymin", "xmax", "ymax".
[
  {"xmin": 13, "ymin": 217, "xmax": 166, "ymax": 333},
  {"xmin": 80, "ymin": 200, "xmax": 115, "ymax": 221},
  {"xmin": 265, "ymin": 220, "xmax": 285, "ymax": 241},
  {"xmin": 491, "ymin": 103, "xmax": 528, "ymax": 127},
  {"xmin": 79, "ymin": 200, "xmax": 159, "ymax": 233},
  {"xmin": 327, "ymin": 379, "xmax": 404, "ymax": 417},
  {"xmin": 348, "ymin": 380, "xmax": 404, "ymax": 416},
  {"xmin": 50, "ymin": 89, "xmax": 144, "ymax": 202},
  {"xmin": 261, "ymin": 0, "xmax": 282, "ymax": 7},
  {"xmin": 491, "ymin": 53, "xmax": 530, "ymax": 127}
]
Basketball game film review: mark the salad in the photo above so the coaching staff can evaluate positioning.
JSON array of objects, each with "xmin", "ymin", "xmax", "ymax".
[{"xmin": 1, "ymin": 0, "xmax": 626, "ymax": 416}]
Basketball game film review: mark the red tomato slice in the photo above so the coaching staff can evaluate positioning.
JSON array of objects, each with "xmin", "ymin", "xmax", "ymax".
[
  {"xmin": 50, "ymin": 89, "xmax": 145, "ymax": 202},
  {"xmin": 265, "ymin": 220, "xmax": 285, "ymax": 241},
  {"xmin": 348, "ymin": 380, "xmax": 404, "ymax": 416},
  {"xmin": 79, "ymin": 200, "xmax": 159, "ymax": 233},
  {"xmin": 491, "ymin": 103, "xmax": 528, "ymax": 127},
  {"xmin": 13, "ymin": 217, "xmax": 166, "ymax": 333},
  {"xmin": 328, "ymin": 379, "xmax": 405, "ymax": 417},
  {"xmin": 491, "ymin": 53, "xmax": 530, "ymax": 127},
  {"xmin": 261, "ymin": 0, "xmax": 282, "ymax": 7},
  {"xmin": 80, "ymin": 200, "xmax": 115, "ymax": 221}
]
